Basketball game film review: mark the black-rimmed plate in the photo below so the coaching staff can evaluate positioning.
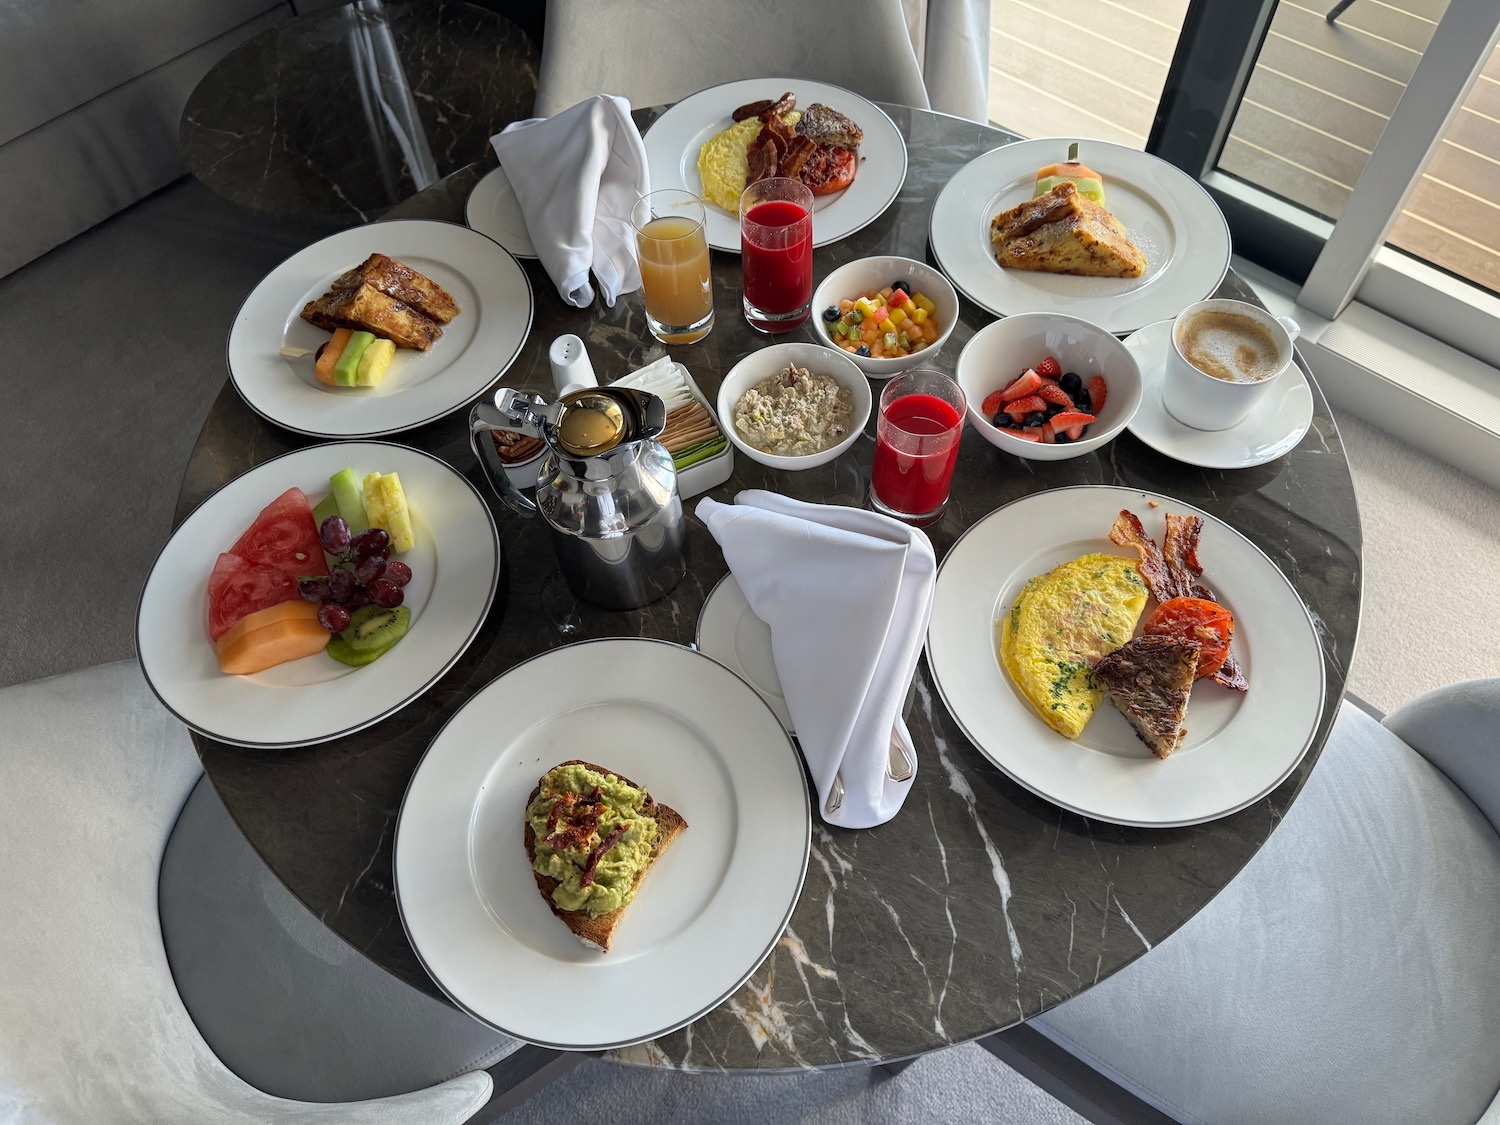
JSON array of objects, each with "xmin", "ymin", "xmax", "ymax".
[
  {"xmin": 925, "ymin": 486, "xmax": 1324, "ymax": 827},
  {"xmin": 228, "ymin": 219, "xmax": 533, "ymax": 437},
  {"xmin": 394, "ymin": 639, "xmax": 811, "ymax": 1050},
  {"xmin": 136, "ymin": 441, "xmax": 499, "ymax": 749}
]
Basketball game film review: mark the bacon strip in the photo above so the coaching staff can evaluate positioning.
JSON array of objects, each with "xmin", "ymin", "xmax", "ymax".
[
  {"xmin": 1111, "ymin": 508, "xmax": 1249, "ymax": 692},
  {"xmin": 579, "ymin": 823, "xmax": 630, "ymax": 888},
  {"xmin": 1108, "ymin": 510, "xmax": 1177, "ymax": 601}
]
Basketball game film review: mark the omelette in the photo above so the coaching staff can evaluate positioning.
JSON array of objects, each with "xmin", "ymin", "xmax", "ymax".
[
  {"xmin": 998, "ymin": 554, "xmax": 1148, "ymax": 738},
  {"xmin": 697, "ymin": 111, "xmax": 801, "ymax": 213}
]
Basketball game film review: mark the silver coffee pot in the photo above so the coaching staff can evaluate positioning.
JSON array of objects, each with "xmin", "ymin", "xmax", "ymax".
[{"xmin": 469, "ymin": 382, "xmax": 686, "ymax": 611}]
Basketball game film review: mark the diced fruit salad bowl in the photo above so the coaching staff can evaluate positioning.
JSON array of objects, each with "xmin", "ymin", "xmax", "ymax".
[
  {"xmin": 809, "ymin": 256, "xmax": 959, "ymax": 378},
  {"xmin": 954, "ymin": 312, "xmax": 1142, "ymax": 461}
]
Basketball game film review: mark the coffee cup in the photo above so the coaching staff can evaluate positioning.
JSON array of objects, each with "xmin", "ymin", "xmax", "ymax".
[{"xmin": 1162, "ymin": 299, "xmax": 1300, "ymax": 431}]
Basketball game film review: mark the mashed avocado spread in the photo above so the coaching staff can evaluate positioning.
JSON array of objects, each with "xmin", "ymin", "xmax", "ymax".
[{"xmin": 526, "ymin": 764, "xmax": 658, "ymax": 918}]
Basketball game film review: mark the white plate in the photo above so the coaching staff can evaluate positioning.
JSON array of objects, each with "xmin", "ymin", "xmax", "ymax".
[
  {"xmin": 136, "ymin": 442, "xmax": 500, "ymax": 749},
  {"xmin": 1124, "ymin": 320, "xmax": 1314, "ymax": 469},
  {"xmin": 394, "ymin": 639, "xmax": 811, "ymax": 1050},
  {"xmin": 926, "ymin": 486, "xmax": 1324, "ymax": 828},
  {"xmin": 229, "ymin": 220, "xmax": 534, "ymax": 438},
  {"xmin": 465, "ymin": 165, "xmax": 537, "ymax": 259},
  {"xmin": 929, "ymin": 139, "xmax": 1231, "ymax": 335},
  {"xmin": 696, "ymin": 574, "xmax": 793, "ymax": 732},
  {"xmin": 643, "ymin": 77, "xmax": 907, "ymax": 252}
]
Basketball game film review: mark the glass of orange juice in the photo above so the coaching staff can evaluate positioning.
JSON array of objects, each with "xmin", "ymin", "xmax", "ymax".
[{"xmin": 630, "ymin": 189, "xmax": 714, "ymax": 345}]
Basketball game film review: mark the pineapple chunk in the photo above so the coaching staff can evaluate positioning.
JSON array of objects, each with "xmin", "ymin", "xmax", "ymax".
[
  {"xmin": 356, "ymin": 339, "xmax": 396, "ymax": 387},
  {"xmin": 374, "ymin": 473, "xmax": 415, "ymax": 554},
  {"xmin": 362, "ymin": 473, "xmax": 389, "ymax": 533}
]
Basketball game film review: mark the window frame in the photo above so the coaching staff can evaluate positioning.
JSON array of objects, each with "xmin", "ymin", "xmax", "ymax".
[{"xmin": 1148, "ymin": 0, "xmax": 1500, "ymax": 368}]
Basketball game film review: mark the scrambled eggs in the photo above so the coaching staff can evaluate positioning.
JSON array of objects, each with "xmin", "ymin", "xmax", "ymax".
[
  {"xmin": 697, "ymin": 111, "xmax": 801, "ymax": 213},
  {"xmin": 997, "ymin": 554, "xmax": 1147, "ymax": 738}
]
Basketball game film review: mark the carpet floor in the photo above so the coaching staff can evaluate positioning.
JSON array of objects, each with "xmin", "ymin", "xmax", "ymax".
[{"xmin": 6, "ymin": 176, "xmax": 1495, "ymax": 1122}]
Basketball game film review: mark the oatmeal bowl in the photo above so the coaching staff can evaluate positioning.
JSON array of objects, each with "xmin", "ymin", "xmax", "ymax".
[{"xmin": 717, "ymin": 342, "xmax": 872, "ymax": 470}]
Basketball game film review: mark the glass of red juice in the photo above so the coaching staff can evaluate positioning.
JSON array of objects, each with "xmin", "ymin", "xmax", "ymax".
[
  {"xmin": 739, "ymin": 177, "xmax": 813, "ymax": 333},
  {"xmin": 870, "ymin": 369, "xmax": 967, "ymax": 526}
]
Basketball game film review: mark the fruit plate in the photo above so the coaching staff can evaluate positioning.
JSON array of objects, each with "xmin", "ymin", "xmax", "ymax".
[
  {"xmin": 642, "ymin": 77, "xmax": 907, "ymax": 252},
  {"xmin": 925, "ymin": 486, "xmax": 1325, "ymax": 828},
  {"xmin": 394, "ymin": 638, "xmax": 811, "ymax": 1050},
  {"xmin": 136, "ymin": 441, "xmax": 500, "ymax": 749},
  {"xmin": 228, "ymin": 219, "xmax": 533, "ymax": 438},
  {"xmin": 929, "ymin": 138, "xmax": 1231, "ymax": 335}
]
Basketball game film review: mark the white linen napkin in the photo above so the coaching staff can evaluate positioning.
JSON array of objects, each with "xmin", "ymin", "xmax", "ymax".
[
  {"xmin": 490, "ymin": 95, "xmax": 648, "ymax": 308},
  {"xmin": 696, "ymin": 492, "xmax": 937, "ymax": 829}
]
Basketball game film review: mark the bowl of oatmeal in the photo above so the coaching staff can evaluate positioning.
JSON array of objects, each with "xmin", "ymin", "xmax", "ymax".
[{"xmin": 717, "ymin": 343, "xmax": 872, "ymax": 470}]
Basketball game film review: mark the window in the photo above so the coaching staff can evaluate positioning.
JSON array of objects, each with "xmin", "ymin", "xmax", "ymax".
[{"xmin": 988, "ymin": 0, "xmax": 1500, "ymax": 371}]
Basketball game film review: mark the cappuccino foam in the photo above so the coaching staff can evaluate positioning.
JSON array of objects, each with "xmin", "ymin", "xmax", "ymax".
[{"xmin": 1176, "ymin": 311, "xmax": 1281, "ymax": 383}]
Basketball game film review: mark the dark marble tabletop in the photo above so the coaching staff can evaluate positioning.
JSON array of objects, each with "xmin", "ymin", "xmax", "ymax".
[
  {"xmin": 177, "ymin": 104, "xmax": 1362, "ymax": 1072},
  {"xmin": 180, "ymin": 0, "xmax": 538, "ymax": 223}
]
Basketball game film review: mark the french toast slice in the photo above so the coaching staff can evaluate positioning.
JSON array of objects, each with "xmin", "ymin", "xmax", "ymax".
[
  {"xmin": 1092, "ymin": 635, "xmax": 1200, "ymax": 758},
  {"xmin": 524, "ymin": 759, "xmax": 687, "ymax": 953},
  {"xmin": 300, "ymin": 283, "xmax": 442, "ymax": 350},
  {"xmin": 326, "ymin": 253, "xmax": 460, "ymax": 325},
  {"xmin": 991, "ymin": 182, "xmax": 1146, "ymax": 278}
]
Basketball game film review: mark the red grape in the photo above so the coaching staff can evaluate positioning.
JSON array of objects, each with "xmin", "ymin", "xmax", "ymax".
[
  {"xmin": 384, "ymin": 560, "xmax": 413, "ymax": 587},
  {"xmin": 326, "ymin": 569, "xmax": 356, "ymax": 604},
  {"xmin": 354, "ymin": 555, "xmax": 386, "ymax": 585},
  {"xmin": 368, "ymin": 579, "xmax": 404, "ymax": 609},
  {"xmin": 298, "ymin": 578, "xmax": 329, "ymax": 603},
  {"xmin": 351, "ymin": 528, "xmax": 390, "ymax": 561},
  {"xmin": 317, "ymin": 603, "xmax": 351, "ymax": 633},
  {"xmin": 320, "ymin": 516, "xmax": 352, "ymax": 554}
]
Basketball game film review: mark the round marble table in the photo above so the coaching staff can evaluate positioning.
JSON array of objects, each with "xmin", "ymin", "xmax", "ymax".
[
  {"xmin": 180, "ymin": 0, "xmax": 539, "ymax": 223},
  {"xmin": 176, "ymin": 104, "xmax": 1362, "ymax": 1071}
]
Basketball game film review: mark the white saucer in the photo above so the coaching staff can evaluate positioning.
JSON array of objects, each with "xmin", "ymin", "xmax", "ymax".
[
  {"xmin": 695, "ymin": 574, "xmax": 793, "ymax": 732},
  {"xmin": 1123, "ymin": 320, "xmax": 1314, "ymax": 469},
  {"xmin": 465, "ymin": 165, "xmax": 537, "ymax": 260}
]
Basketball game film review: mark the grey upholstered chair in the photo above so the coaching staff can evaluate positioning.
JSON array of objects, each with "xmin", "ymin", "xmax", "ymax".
[
  {"xmin": 533, "ymin": 0, "xmax": 992, "ymax": 121},
  {"xmin": 0, "ymin": 660, "xmax": 554, "ymax": 1124},
  {"xmin": 984, "ymin": 680, "xmax": 1500, "ymax": 1124}
]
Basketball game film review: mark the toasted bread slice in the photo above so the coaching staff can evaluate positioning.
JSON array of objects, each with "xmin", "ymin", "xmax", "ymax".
[
  {"xmin": 326, "ymin": 253, "xmax": 460, "ymax": 325},
  {"xmin": 300, "ymin": 282, "xmax": 442, "ymax": 350},
  {"xmin": 524, "ymin": 759, "xmax": 687, "ymax": 953},
  {"xmin": 1092, "ymin": 635, "xmax": 1199, "ymax": 758},
  {"xmin": 991, "ymin": 182, "xmax": 1146, "ymax": 278}
]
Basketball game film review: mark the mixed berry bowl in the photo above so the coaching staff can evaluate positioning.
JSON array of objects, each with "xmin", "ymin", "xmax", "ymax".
[{"xmin": 954, "ymin": 312, "xmax": 1142, "ymax": 461}]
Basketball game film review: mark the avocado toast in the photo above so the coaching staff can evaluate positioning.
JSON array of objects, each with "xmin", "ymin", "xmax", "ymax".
[{"xmin": 524, "ymin": 760, "xmax": 687, "ymax": 953}]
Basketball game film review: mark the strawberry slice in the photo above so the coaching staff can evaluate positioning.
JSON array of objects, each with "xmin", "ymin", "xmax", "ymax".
[
  {"xmin": 981, "ymin": 390, "xmax": 1006, "ymax": 416},
  {"xmin": 1051, "ymin": 409, "xmax": 1096, "ymax": 441},
  {"xmin": 1088, "ymin": 375, "xmax": 1108, "ymax": 415},
  {"xmin": 1004, "ymin": 394, "xmax": 1047, "ymax": 419},
  {"xmin": 1000, "ymin": 370, "xmax": 1042, "ymax": 403},
  {"xmin": 1035, "ymin": 356, "xmax": 1062, "ymax": 379},
  {"xmin": 1040, "ymin": 421, "xmax": 1057, "ymax": 443},
  {"xmin": 1003, "ymin": 427, "xmax": 1043, "ymax": 442},
  {"xmin": 1037, "ymin": 383, "xmax": 1074, "ymax": 408}
]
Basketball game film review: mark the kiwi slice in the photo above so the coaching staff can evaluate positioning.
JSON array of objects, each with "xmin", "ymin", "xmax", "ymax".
[{"xmin": 327, "ymin": 605, "xmax": 411, "ymax": 666}]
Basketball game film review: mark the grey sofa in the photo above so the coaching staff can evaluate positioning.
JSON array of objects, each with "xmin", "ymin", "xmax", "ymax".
[{"xmin": 0, "ymin": 0, "xmax": 289, "ymax": 278}]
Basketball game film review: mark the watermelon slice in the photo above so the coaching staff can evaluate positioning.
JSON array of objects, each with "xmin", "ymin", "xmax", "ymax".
[
  {"xmin": 228, "ymin": 488, "xmax": 329, "ymax": 579},
  {"xmin": 206, "ymin": 553, "xmax": 301, "ymax": 641}
]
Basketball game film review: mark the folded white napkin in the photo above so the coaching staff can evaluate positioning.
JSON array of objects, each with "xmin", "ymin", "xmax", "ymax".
[
  {"xmin": 491, "ymin": 95, "xmax": 648, "ymax": 308},
  {"xmin": 696, "ymin": 492, "xmax": 937, "ymax": 829}
]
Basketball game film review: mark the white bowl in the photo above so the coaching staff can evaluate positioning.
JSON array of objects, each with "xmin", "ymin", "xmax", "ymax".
[
  {"xmin": 954, "ymin": 313, "xmax": 1142, "ymax": 461},
  {"xmin": 717, "ymin": 343, "xmax": 872, "ymax": 471},
  {"xmin": 808, "ymin": 256, "xmax": 960, "ymax": 378}
]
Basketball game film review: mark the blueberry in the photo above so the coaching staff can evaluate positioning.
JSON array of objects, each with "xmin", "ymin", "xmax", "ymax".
[
  {"xmin": 891, "ymin": 279, "xmax": 912, "ymax": 294},
  {"xmin": 1045, "ymin": 402, "xmax": 1064, "ymax": 418},
  {"xmin": 822, "ymin": 305, "xmax": 840, "ymax": 322},
  {"xmin": 1026, "ymin": 411, "xmax": 1046, "ymax": 428},
  {"xmin": 1054, "ymin": 430, "xmax": 1073, "ymax": 443},
  {"xmin": 1060, "ymin": 372, "xmax": 1083, "ymax": 395},
  {"xmin": 1075, "ymin": 390, "xmax": 1092, "ymax": 413},
  {"xmin": 991, "ymin": 412, "xmax": 1009, "ymax": 427},
  {"xmin": 856, "ymin": 344, "xmax": 871, "ymax": 357}
]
